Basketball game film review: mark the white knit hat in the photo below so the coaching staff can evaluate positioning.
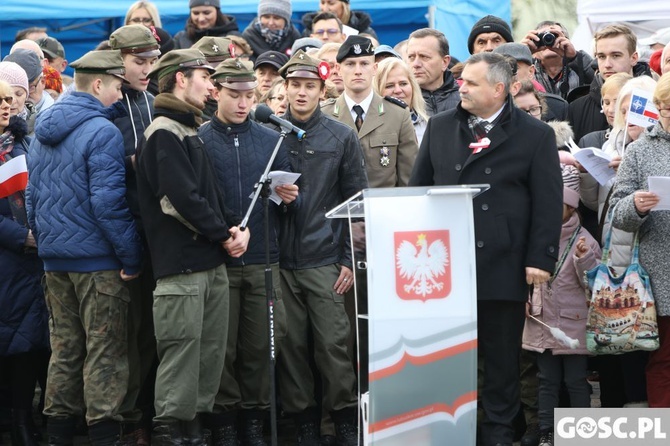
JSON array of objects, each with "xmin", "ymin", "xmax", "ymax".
[
  {"xmin": 258, "ymin": 0, "xmax": 292, "ymax": 24},
  {"xmin": 0, "ymin": 61, "xmax": 29, "ymax": 95}
]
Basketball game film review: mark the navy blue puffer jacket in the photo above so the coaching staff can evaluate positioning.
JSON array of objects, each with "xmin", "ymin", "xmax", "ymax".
[
  {"xmin": 198, "ymin": 116, "xmax": 294, "ymax": 266},
  {"xmin": 26, "ymin": 92, "xmax": 142, "ymax": 274}
]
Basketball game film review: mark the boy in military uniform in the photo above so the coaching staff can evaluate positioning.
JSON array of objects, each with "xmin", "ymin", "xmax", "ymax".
[
  {"xmin": 26, "ymin": 50, "xmax": 143, "ymax": 446},
  {"xmin": 135, "ymin": 49, "xmax": 250, "ymax": 445},
  {"xmin": 275, "ymin": 50, "xmax": 368, "ymax": 446},
  {"xmin": 198, "ymin": 58, "xmax": 297, "ymax": 445}
]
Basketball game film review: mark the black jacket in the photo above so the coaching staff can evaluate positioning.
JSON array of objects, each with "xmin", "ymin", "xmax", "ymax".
[
  {"xmin": 278, "ymin": 108, "xmax": 368, "ymax": 270},
  {"xmin": 568, "ymin": 62, "xmax": 653, "ymax": 142},
  {"xmin": 409, "ymin": 97, "xmax": 562, "ymax": 302},
  {"xmin": 114, "ymin": 85, "xmax": 154, "ymax": 220},
  {"xmin": 198, "ymin": 116, "xmax": 295, "ymax": 266},
  {"xmin": 242, "ymin": 18, "xmax": 301, "ymax": 60},
  {"xmin": 301, "ymin": 10, "xmax": 377, "ymax": 39},
  {"xmin": 173, "ymin": 15, "xmax": 241, "ymax": 49},
  {"xmin": 421, "ymin": 70, "xmax": 460, "ymax": 116},
  {"xmin": 136, "ymin": 95, "xmax": 240, "ymax": 279}
]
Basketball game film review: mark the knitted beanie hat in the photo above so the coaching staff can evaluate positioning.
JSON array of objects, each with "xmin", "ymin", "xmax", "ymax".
[
  {"xmin": 467, "ymin": 15, "xmax": 513, "ymax": 54},
  {"xmin": 258, "ymin": 0, "xmax": 292, "ymax": 24},
  {"xmin": 43, "ymin": 65, "xmax": 63, "ymax": 93},
  {"xmin": 189, "ymin": 0, "xmax": 219, "ymax": 8},
  {"xmin": 562, "ymin": 164, "xmax": 580, "ymax": 208},
  {"xmin": 0, "ymin": 61, "xmax": 30, "ymax": 95}
]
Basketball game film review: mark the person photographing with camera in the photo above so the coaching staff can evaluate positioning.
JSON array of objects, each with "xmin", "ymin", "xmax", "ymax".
[{"xmin": 521, "ymin": 21, "xmax": 594, "ymax": 100}]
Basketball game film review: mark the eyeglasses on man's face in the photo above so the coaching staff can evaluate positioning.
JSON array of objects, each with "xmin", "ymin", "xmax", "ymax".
[
  {"xmin": 521, "ymin": 105, "xmax": 542, "ymax": 117},
  {"xmin": 313, "ymin": 29, "xmax": 340, "ymax": 36}
]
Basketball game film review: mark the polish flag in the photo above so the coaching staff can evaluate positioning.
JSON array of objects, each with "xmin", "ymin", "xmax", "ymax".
[{"xmin": 0, "ymin": 155, "xmax": 28, "ymax": 198}]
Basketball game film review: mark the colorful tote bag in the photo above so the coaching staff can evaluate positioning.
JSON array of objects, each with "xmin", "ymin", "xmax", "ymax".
[{"xmin": 585, "ymin": 224, "xmax": 659, "ymax": 355}]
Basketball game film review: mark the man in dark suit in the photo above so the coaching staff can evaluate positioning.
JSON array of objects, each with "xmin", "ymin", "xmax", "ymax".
[{"xmin": 409, "ymin": 52, "xmax": 562, "ymax": 446}]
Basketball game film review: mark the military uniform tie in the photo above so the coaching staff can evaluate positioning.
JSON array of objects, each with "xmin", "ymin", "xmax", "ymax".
[{"xmin": 353, "ymin": 105, "xmax": 365, "ymax": 131}]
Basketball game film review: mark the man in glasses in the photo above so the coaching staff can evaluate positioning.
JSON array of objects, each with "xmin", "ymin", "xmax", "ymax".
[{"xmin": 310, "ymin": 12, "xmax": 345, "ymax": 44}]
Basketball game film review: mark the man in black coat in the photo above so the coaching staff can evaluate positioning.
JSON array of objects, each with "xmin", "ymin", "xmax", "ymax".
[{"xmin": 409, "ymin": 52, "xmax": 562, "ymax": 446}]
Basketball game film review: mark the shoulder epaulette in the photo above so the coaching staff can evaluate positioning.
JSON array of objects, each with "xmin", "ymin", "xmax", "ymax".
[{"xmin": 384, "ymin": 95, "xmax": 408, "ymax": 109}]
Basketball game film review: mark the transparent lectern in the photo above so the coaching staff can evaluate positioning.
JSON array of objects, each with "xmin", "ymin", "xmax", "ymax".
[{"xmin": 327, "ymin": 185, "xmax": 488, "ymax": 446}]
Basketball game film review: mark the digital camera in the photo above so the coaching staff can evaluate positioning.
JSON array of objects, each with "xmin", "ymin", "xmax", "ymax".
[{"xmin": 537, "ymin": 31, "xmax": 558, "ymax": 48}]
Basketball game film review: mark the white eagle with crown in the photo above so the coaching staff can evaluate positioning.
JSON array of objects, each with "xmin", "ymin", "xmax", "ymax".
[{"xmin": 396, "ymin": 233, "xmax": 449, "ymax": 298}]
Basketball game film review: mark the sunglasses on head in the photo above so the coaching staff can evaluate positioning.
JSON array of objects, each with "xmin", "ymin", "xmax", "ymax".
[{"xmin": 0, "ymin": 96, "xmax": 13, "ymax": 105}]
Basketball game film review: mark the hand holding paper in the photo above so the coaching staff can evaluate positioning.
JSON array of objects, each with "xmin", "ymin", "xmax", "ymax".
[{"xmin": 647, "ymin": 176, "xmax": 670, "ymax": 211}]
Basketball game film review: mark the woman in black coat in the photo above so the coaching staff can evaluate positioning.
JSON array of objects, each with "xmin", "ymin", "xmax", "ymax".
[{"xmin": 0, "ymin": 81, "xmax": 49, "ymax": 446}]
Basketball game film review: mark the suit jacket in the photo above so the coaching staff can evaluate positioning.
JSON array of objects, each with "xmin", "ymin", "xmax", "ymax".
[
  {"xmin": 322, "ymin": 93, "xmax": 419, "ymax": 188},
  {"xmin": 409, "ymin": 97, "xmax": 563, "ymax": 302}
]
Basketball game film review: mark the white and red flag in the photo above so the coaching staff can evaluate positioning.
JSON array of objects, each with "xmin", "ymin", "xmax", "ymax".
[{"xmin": 0, "ymin": 154, "xmax": 28, "ymax": 198}]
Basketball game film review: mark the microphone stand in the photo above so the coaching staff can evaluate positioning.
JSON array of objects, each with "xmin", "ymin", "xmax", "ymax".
[{"xmin": 240, "ymin": 126, "xmax": 291, "ymax": 446}]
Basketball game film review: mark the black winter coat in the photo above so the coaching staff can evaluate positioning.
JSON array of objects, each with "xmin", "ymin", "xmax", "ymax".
[
  {"xmin": 278, "ymin": 108, "xmax": 368, "ymax": 271},
  {"xmin": 421, "ymin": 70, "xmax": 460, "ymax": 116},
  {"xmin": 198, "ymin": 116, "xmax": 295, "ymax": 266},
  {"xmin": 242, "ymin": 19, "xmax": 301, "ymax": 60},
  {"xmin": 173, "ymin": 15, "xmax": 241, "ymax": 49},
  {"xmin": 409, "ymin": 98, "xmax": 563, "ymax": 303}
]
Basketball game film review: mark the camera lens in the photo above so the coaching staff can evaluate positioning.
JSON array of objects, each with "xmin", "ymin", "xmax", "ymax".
[{"xmin": 539, "ymin": 31, "xmax": 556, "ymax": 47}]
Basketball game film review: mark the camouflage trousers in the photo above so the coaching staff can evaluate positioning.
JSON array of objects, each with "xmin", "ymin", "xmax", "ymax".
[{"xmin": 43, "ymin": 270, "xmax": 130, "ymax": 425}]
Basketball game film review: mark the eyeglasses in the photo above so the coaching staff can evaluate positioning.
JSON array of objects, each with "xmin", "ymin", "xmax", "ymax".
[
  {"xmin": 0, "ymin": 96, "xmax": 14, "ymax": 105},
  {"xmin": 129, "ymin": 17, "xmax": 153, "ymax": 24},
  {"xmin": 313, "ymin": 29, "xmax": 340, "ymax": 36},
  {"xmin": 522, "ymin": 106, "xmax": 542, "ymax": 117},
  {"xmin": 659, "ymin": 108, "xmax": 670, "ymax": 118},
  {"xmin": 29, "ymin": 75, "xmax": 43, "ymax": 93},
  {"xmin": 270, "ymin": 95, "xmax": 286, "ymax": 102}
]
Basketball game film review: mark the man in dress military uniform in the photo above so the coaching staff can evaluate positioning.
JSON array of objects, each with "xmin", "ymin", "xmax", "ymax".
[{"xmin": 322, "ymin": 34, "xmax": 419, "ymax": 188}]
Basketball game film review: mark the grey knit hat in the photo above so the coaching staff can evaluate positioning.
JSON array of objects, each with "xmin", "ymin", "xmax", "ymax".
[
  {"xmin": 189, "ymin": 0, "xmax": 219, "ymax": 9},
  {"xmin": 258, "ymin": 0, "xmax": 292, "ymax": 24},
  {"xmin": 467, "ymin": 15, "xmax": 513, "ymax": 54}
]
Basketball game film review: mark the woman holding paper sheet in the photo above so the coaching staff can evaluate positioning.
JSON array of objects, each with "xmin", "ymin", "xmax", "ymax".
[
  {"xmin": 0, "ymin": 79, "xmax": 49, "ymax": 446},
  {"xmin": 609, "ymin": 73, "xmax": 670, "ymax": 407}
]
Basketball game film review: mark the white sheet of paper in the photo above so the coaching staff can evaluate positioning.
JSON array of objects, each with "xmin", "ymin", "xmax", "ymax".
[
  {"xmin": 253, "ymin": 171, "xmax": 300, "ymax": 205},
  {"xmin": 572, "ymin": 148, "xmax": 615, "ymax": 186},
  {"xmin": 342, "ymin": 24, "xmax": 359, "ymax": 38},
  {"xmin": 648, "ymin": 176, "xmax": 670, "ymax": 211}
]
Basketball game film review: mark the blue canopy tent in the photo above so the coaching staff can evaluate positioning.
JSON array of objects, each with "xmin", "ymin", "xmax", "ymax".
[{"xmin": 0, "ymin": 0, "xmax": 506, "ymax": 75}]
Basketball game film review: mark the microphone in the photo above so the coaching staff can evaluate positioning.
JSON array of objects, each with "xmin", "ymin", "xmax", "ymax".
[{"xmin": 254, "ymin": 104, "xmax": 306, "ymax": 140}]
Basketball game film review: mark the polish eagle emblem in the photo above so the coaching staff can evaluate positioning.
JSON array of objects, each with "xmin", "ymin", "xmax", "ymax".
[{"xmin": 395, "ymin": 231, "xmax": 450, "ymax": 301}]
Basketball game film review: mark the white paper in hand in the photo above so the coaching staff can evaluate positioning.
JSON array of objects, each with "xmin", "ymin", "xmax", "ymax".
[
  {"xmin": 248, "ymin": 171, "xmax": 301, "ymax": 205},
  {"xmin": 648, "ymin": 176, "xmax": 670, "ymax": 211}
]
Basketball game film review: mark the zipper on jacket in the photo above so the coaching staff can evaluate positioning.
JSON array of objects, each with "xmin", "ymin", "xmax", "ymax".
[{"xmin": 233, "ymin": 134, "xmax": 245, "ymax": 266}]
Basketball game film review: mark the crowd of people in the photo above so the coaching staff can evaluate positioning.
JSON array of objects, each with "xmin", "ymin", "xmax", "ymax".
[{"xmin": 2, "ymin": 1, "xmax": 670, "ymax": 446}]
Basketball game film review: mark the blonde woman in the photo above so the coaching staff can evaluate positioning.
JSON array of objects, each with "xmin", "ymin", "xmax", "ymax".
[
  {"xmin": 374, "ymin": 57, "xmax": 428, "ymax": 144},
  {"xmin": 124, "ymin": 1, "xmax": 162, "ymax": 28}
]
